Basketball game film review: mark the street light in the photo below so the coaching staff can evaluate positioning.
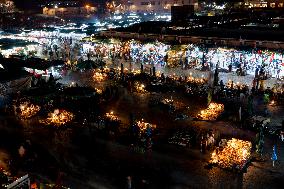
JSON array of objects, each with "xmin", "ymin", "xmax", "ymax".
[{"xmin": 85, "ymin": 4, "xmax": 90, "ymax": 14}]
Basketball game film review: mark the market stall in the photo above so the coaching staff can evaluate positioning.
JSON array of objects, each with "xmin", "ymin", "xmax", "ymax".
[
  {"xmin": 210, "ymin": 138, "xmax": 252, "ymax": 171},
  {"xmin": 197, "ymin": 102, "xmax": 224, "ymax": 121},
  {"xmin": 15, "ymin": 101, "xmax": 40, "ymax": 119},
  {"xmin": 40, "ymin": 109, "xmax": 74, "ymax": 127}
]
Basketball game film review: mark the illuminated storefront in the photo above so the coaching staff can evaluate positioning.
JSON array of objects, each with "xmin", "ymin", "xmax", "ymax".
[
  {"xmin": 125, "ymin": 0, "xmax": 198, "ymax": 13},
  {"xmin": 244, "ymin": 0, "xmax": 284, "ymax": 8},
  {"xmin": 43, "ymin": 5, "xmax": 96, "ymax": 17}
]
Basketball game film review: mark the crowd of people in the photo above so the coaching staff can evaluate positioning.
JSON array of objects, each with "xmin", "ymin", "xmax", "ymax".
[
  {"xmin": 2, "ymin": 30, "xmax": 283, "ymax": 83},
  {"xmin": 2, "ymin": 31, "xmax": 284, "ymax": 153},
  {"xmin": 81, "ymin": 39, "xmax": 284, "ymax": 80}
]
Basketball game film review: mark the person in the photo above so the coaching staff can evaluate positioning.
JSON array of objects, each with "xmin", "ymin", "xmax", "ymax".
[
  {"xmin": 207, "ymin": 133, "xmax": 215, "ymax": 149},
  {"xmin": 239, "ymin": 106, "xmax": 242, "ymax": 122},
  {"xmin": 256, "ymin": 79, "xmax": 259, "ymax": 90},
  {"xmin": 126, "ymin": 176, "xmax": 132, "ymax": 189},
  {"xmin": 228, "ymin": 64, "xmax": 232, "ymax": 72},
  {"xmin": 280, "ymin": 131, "xmax": 284, "ymax": 142},
  {"xmin": 271, "ymin": 145, "xmax": 277, "ymax": 167},
  {"xmin": 219, "ymin": 80, "xmax": 224, "ymax": 90},
  {"xmin": 277, "ymin": 69, "xmax": 281, "ymax": 79},
  {"xmin": 239, "ymin": 66, "xmax": 243, "ymax": 76},
  {"xmin": 200, "ymin": 135, "xmax": 207, "ymax": 153},
  {"xmin": 230, "ymin": 81, "xmax": 234, "ymax": 89},
  {"xmin": 255, "ymin": 67, "xmax": 259, "ymax": 78},
  {"xmin": 48, "ymin": 73, "xmax": 55, "ymax": 84},
  {"xmin": 240, "ymin": 92, "xmax": 246, "ymax": 104}
]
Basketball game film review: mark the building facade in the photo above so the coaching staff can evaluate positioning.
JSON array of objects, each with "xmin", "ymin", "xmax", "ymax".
[
  {"xmin": 120, "ymin": 0, "xmax": 198, "ymax": 13},
  {"xmin": 43, "ymin": 5, "xmax": 96, "ymax": 17},
  {"xmin": 0, "ymin": 0, "xmax": 15, "ymax": 13},
  {"xmin": 42, "ymin": 1, "xmax": 96, "ymax": 17},
  {"xmin": 244, "ymin": 0, "xmax": 284, "ymax": 8}
]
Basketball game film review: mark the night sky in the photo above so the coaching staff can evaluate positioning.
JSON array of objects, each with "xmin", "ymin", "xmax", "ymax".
[
  {"xmin": 13, "ymin": 0, "xmax": 100, "ymax": 10},
  {"xmin": 13, "ymin": 0, "xmax": 44, "ymax": 10}
]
